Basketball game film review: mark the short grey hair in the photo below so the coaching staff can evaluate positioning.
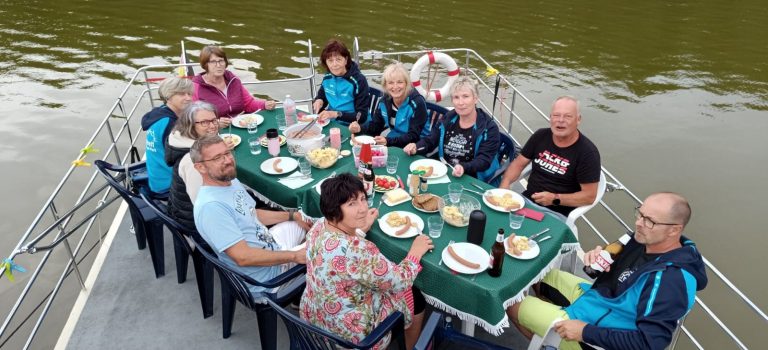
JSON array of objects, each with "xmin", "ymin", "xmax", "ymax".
[
  {"xmin": 449, "ymin": 76, "xmax": 479, "ymax": 99},
  {"xmin": 189, "ymin": 134, "xmax": 224, "ymax": 163},
  {"xmin": 158, "ymin": 76, "xmax": 193, "ymax": 103},
  {"xmin": 381, "ymin": 63, "xmax": 411, "ymax": 97},
  {"xmin": 652, "ymin": 192, "xmax": 692, "ymax": 227},
  {"xmin": 551, "ymin": 95, "xmax": 581, "ymax": 117},
  {"xmin": 176, "ymin": 101, "xmax": 218, "ymax": 139}
]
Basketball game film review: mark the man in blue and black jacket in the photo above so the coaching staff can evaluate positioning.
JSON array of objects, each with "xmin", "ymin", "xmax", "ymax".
[{"xmin": 508, "ymin": 192, "xmax": 707, "ymax": 350}]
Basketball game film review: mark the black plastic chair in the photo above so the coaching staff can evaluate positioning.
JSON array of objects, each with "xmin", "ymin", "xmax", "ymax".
[
  {"xmin": 425, "ymin": 101, "xmax": 449, "ymax": 133},
  {"xmin": 139, "ymin": 190, "xmax": 215, "ymax": 318},
  {"xmin": 190, "ymin": 232, "xmax": 306, "ymax": 350},
  {"xmin": 265, "ymin": 298, "xmax": 407, "ymax": 350},
  {"xmin": 487, "ymin": 132, "xmax": 519, "ymax": 187},
  {"xmin": 414, "ymin": 312, "xmax": 514, "ymax": 350},
  {"xmin": 95, "ymin": 159, "xmax": 172, "ymax": 278}
]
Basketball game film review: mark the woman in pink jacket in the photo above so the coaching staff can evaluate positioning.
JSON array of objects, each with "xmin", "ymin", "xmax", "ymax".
[{"xmin": 192, "ymin": 45, "xmax": 276, "ymax": 124}]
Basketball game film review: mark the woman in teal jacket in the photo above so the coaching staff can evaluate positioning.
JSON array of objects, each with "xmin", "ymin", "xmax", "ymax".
[{"xmin": 312, "ymin": 39, "xmax": 370, "ymax": 125}]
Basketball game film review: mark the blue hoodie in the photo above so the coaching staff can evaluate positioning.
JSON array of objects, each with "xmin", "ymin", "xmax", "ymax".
[
  {"xmin": 314, "ymin": 61, "xmax": 370, "ymax": 125},
  {"xmin": 362, "ymin": 89, "xmax": 429, "ymax": 147},
  {"xmin": 414, "ymin": 108, "xmax": 500, "ymax": 182},
  {"xmin": 141, "ymin": 105, "xmax": 177, "ymax": 193},
  {"xmin": 568, "ymin": 236, "xmax": 708, "ymax": 350}
]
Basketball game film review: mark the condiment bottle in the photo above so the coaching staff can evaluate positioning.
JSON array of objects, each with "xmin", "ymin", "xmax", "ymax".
[
  {"xmin": 358, "ymin": 143, "xmax": 374, "ymax": 198},
  {"xmin": 489, "ymin": 228, "xmax": 506, "ymax": 277},
  {"xmin": 583, "ymin": 231, "xmax": 633, "ymax": 278},
  {"xmin": 408, "ymin": 171, "xmax": 421, "ymax": 196}
]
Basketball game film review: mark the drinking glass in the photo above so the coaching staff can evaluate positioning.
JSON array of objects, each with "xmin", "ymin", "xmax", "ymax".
[
  {"xmin": 298, "ymin": 157, "xmax": 312, "ymax": 178},
  {"xmin": 367, "ymin": 193, "xmax": 375, "ymax": 207},
  {"xmin": 509, "ymin": 212, "xmax": 525, "ymax": 230},
  {"xmin": 329, "ymin": 127, "xmax": 341, "ymax": 150},
  {"xmin": 248, "ymin": 136, "xmax": 261, "ymax": 155},
  {"xmin": 428, "ymin": 216, "xmax": 444, "ymax": 238},
  {"xmin": 247, "ymin": 121, "xmax": 258, "ymax": 135},
  {"xmin": 276, "ymin": 114, "xmax": 287, "ymax": 131},
  {"xmin": 448, "ymin": 183, "xmax": 463, "ymax": 204},
  {"xmin": 386, "ymin": 157, "xmax": 399, "ymax": 175}
]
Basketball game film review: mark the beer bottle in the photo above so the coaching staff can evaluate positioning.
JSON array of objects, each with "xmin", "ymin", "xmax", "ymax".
[
  {"xmin": 489, "ymin": 229, "xmax": 506, "ymax": 277},
  {"xmin": 582, "ymin": 231, "xmax": 633, "ymax": 279},
  {"xmin": 358, "ymin": 143, "xmax": 375, "ymax": 198}
]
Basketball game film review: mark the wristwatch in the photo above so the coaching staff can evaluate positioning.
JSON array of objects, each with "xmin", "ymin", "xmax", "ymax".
[
  {"xmin": 336, "ymin": 111, "xmax": 342, "ymax": 118},
  {"xmin": 553, "ymin": 194, "xmax": 561, "ymax": 206},
  {"xmin": 287, "ymin": 209, "xmax": 296, "ymax": 221}
]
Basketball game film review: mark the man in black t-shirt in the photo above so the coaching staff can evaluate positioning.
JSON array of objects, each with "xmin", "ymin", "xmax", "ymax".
[{"xmin": 499, "ymin": 96, "xmax": 601, "ymax": 216}]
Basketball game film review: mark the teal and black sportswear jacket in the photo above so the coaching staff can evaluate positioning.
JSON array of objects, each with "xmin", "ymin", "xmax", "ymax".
[
  {"xmin": 568, "ymin": 236, "xmax": 708, "ymax": 350},
  {"xmin": 315, "ymin": 61, "xmax": 370, "ymax": 125},
  {"xmin": 362, "ymin": 89, "xmax": 429, "ymax": 147}
]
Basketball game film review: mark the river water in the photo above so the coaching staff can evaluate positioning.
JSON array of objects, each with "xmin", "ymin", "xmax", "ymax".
[{"xmin": 1, "ymin": 0, "xmax": 766, "ymax": 348}]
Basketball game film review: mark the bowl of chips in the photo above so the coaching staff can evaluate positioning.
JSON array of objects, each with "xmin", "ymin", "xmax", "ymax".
[
  {"xmin": 305, "ymin": 147, "xmax": 339, "ymax": 169},
  {"xmin": 438, "ymin": 193, "xmax": 481, "ymax": 227}
]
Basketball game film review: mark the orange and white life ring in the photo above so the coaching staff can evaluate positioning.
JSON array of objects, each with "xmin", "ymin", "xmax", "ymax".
[{"xmin": 409, "ymin": 51, "xmax": 460, "ymax": 102}]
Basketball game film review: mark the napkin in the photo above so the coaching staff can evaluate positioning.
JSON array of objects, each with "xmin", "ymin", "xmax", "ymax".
[
  {"xmin": 278, "ymin": 172, "xmax": 313, "ymax": 189},
  {"xmin": 516, "ymin": 208, "xmax": 544, "ymax": 222},
  {"xmin": 427, "ymin": 176, "xmax": 451, "ymax": 185}
]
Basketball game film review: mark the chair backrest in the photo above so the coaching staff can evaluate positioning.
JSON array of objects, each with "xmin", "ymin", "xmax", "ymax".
[
  {"xmin": 366, "ymin": 86, "xmax": 383, "ymax": 125},
  {"xmin": 565, "ymin": 172, "xmax": 607, "ymax": 239},
  {"xmin": 486, "ymin": 132, "xmax": 519, "ymax": 186},
  {"xmin": 425, "ymin": 102, "xmax": 449, "ymax": 134},
  {"xmin": 264, "ymin": 298, "xmax": 406, "ymax": 350},
  {"xmin": 94, "ymin": 159, "xmax": 157, "ymax": 231},
  {"xmin": 139, "ymin": 189, "xmax": 195, "ymax": 256},
  {"xmin": 415, "ymin": 312, "xmax": 514, "ymax": 350}
]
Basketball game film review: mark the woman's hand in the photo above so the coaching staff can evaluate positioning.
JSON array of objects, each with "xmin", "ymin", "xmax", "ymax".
[
  {"xmin": 403, "ymin": 143, "xmax": 418, "ymax": 155},
  {"xmin": 408, "ymin": 235, "xmax": 434, "ymax": 259},
  {"xmin": 265, "ymin": 100, "xmax": 277, "ymax": 110},
  {"xmin": 318, "ymin": 110, "xmax": 337, "ymax": 122},
  {"xmin": 348, "ymin": 121, "xmax": 361, "ymax": 134},
  {"xmin": 452, "ymin": 164, "xmax": 465, "ymax": 177},
  {"xmin": 362, "ymin": 208, "xmax": 379, "ymax": 232},
  {"xmin": 312, "ymin": 99, "xmax": 324, "ymax": 113},
  {"xmin": 373, "ymin": 136, "xmax": 387, "ymax": 146},
  {"xmin": 218, "ymin": 117, "xmax": 232, "ymax": 129}
]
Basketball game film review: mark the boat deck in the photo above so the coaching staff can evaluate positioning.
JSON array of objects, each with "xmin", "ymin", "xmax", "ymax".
[{"xmin": 60, "ymin": 204, "xmax": 532, "ymax": 349}]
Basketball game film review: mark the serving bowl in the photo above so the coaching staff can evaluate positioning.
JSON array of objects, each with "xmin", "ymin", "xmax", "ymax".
[
  {"xmin": 284, "ymin": 123, "xmax": 324, "ymax": 157},
  {"xmin": 438, "ymin": 193, "xmax": 481, "ymax": 227},
  {"xmin": 305, "ymin": 147, "xmax": 339, "ymax": 169}
]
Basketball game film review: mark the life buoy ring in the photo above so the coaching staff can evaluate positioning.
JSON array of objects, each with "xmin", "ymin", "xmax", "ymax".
[{"xmin": 410, "ymin": 51, "xmax": 460, "ymax": 102}]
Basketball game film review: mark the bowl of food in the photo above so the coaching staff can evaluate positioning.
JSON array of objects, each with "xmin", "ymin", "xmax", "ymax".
[
  {"xmin": 305, "ymin": 147, "xmax": 339, "ymax": 169},
  {"xmin": 353, "ymin": 144, "xmax": 388, "ymax": 168},
  {"xmin": 284, "ymin": 123, "xmax": 324, "ymax": 157},
  {"xmin": 438, "ymin": 193, "xmax": 481, "ymax": 227}
]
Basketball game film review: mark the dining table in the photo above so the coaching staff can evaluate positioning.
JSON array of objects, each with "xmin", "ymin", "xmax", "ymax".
[{"xmin": 227, "ymin": 108, "xmax": 580, "ymax": 336}]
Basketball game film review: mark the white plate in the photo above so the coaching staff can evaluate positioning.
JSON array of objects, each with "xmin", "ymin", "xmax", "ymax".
[
  {"xmin": 483, "ymin": 189, "xmax": 525, "ymax": 212},
  {"xmin": 232, "ymin": 114, "xmax": 264, "ymax": 128},
  {"xmin": 260, "ymin": 157, "xmax": 298, "ymax": 175},
  {"xmin": 411, "ymin": 194, "xmax": 442, "ymax": 213},
  {"xmin": 314, "ymin": 177, "xmax": 329, "ymax": 194},
  {"xmin": 219, "ymin": 133, "xmax": 241, "ymax": 147},
  {"xmin": 504, "ymin": 235, "xmax": 540, "ymax": 260},
  {"xmin": 259, "ymin": 135, "xmax": 287, "ymax": 147},
  {"xmin": 383, "ymin": 190, "xmax": 412, "ymax": 206},
  {"xmin": 378, "ymin": 211, "xmax": 424, "ymax": 238},
  {"xmin": 351, "ymin": 135, "xmax": 375, "ymax": 146},
  {"xmin": 374, "ymin": 175, "xmax": 399, "ymax": 192},
  {"xmin": 409, "ymin": 159, "xmax": 448, "ymax": 179},
  {"xmin": 441, "ymin": 243, "xmax": 490, "ymax": 274},
  {"xmin": 297, "ymin": 114, "xmax": 330, "ymax": 127}
]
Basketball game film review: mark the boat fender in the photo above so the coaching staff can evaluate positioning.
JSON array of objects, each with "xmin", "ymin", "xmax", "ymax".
[{"xmin": 410, "ymin": 51, "xmax": 460, "ymax": 102}]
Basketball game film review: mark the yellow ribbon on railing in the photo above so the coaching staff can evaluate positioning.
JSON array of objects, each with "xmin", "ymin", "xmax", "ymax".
[
  {"xmin": 80, "ymin": 143, "xmax": 100, "ymax": 155},
  {"xmin": 2, "ymin": 258, "xmax": 26, "ymax": 282},
  {"xmin": 485, "ymin": 66, "xmax": 499, "ymax": 77},
  {"xmin": 72, "ymin": 157, "xmax": 91, "ymax": 167}
]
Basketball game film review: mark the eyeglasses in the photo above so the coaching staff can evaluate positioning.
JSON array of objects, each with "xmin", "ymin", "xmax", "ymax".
[
  {"xmin": 197, "ymin": 150, "xmax": 233, "ymax": 163},
  {"xmin": 194, "ymin": 118, "xmax": 218, "ymax": 126},
  {"xmin": 634, "ymin": 207, "xmax": 680, "ymax": 229},
  {"xmin": 208, "ymin": 59, "xmax": 226, "ymax": 67}
]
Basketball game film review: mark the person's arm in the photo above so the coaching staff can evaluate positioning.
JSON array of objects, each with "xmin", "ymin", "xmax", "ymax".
[
  {"xmin": 581, "ymin": 269, "xmax": 692, "ymax": 349},
  {"xmin": 459, "ymin": 122, "xmax": 500, "ymax": 175},
  {"xmin": 313, "ymin": 84, "xmax": 327, "ymax": 111},
  {"xmin": 224, "ymin": 240, "xmax": 305, "ymax": 267},
  {"xmin": 413, "ymin": 119, "xmax": 442, "ymax": 155},
  {"xmin": 387, "ymin": 99, "xmax": 428, "ymax": 147},
  {"xmin": 336, "ymin": 75, "xmax": 370, "ymax": 124},
  {"xmin": 255, "ymin": 208, "xmax": 299, "ymax": 226},
  {"xmin": 179, "ymin": 155, "xmax": 202, "ymax": 202},
  {"xmin": 359, "ymin": 100, "xmax": 384, "ymax": 136},
  {"xmin": 499, "ymin": 154, "xmax": 531, "ymax": 189},
  {"xmin": 531, "ymin": 182, "xmax": 599, "ymax": 207},
  {"xmin": 345, "ymin": 237, "xmax": 423, "ymax": 293},
  {"xmin": 241, "ymin": 85, "xmax": 267, "ymax": 113}
]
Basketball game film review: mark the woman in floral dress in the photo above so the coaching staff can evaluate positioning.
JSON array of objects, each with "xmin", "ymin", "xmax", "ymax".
[{"xmin": 300, "ymin": 173, "xmax": 433, "ymax": 349}]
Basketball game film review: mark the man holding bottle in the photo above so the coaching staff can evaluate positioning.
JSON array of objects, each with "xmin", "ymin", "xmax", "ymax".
[{"xmin": 506, "ymin": 192, "xmax": 708, "ymax": 350}]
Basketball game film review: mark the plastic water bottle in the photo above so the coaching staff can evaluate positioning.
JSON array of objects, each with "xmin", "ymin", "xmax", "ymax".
[{"xmin": 284, "ymin": 94, "xmax": 297, "ymax": 127}]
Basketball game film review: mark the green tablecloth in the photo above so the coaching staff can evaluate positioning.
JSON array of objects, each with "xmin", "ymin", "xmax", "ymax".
[{"xmin": 230, "ymin": 109, "xmax": 579, "ymax": 334}]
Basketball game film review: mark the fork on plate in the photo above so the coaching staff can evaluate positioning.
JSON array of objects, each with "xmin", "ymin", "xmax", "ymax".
[
  {"xmin": 438, "ymin": 240, "xmax": 455, "ymax": 266},
  {"xmin": 439, "ymin": 156, "xmax": 456, "ymax": 172}
]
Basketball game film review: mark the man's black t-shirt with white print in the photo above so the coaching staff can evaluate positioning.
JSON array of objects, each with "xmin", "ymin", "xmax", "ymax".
[
  {"xmin": 594, "ymin": 245, "xmax": 660, "ymax": 296},
  {"xmin": 520, "ymin": 128, "xmax": 601, "ymax": 215},
  {"xmin": 443, "ymin": 122, "xmax": 475, "ymax": 165}
]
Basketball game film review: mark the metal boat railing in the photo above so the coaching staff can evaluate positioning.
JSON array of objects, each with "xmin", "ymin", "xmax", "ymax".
[{"xmin": 0, "ymin": 39, "xmax": 764, "ymax": 349}]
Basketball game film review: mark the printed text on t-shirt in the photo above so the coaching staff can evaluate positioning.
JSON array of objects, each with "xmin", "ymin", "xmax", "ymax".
[{"xmin": 535, "ymin": 150, "xmax": 570, "ymax": 175}]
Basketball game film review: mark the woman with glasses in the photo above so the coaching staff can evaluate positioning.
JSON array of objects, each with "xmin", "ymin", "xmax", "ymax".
[
  {"xmin": 312, "ymin": 39, "xmax": 371, "ymax": 125},
  {"xmin": 301, "ymin": 173, "xmax": 433, "ymax": 349},
  {"xmin": 141, "ymin": 76, "xmax": 193, "ymax": 195},
  {"xmin": 192, "ymin": 45, "xmax": 276, "ymax": 122},
  {"xmin": 165, "ymin": 101, "xmax": 221, "ymax": 229}
]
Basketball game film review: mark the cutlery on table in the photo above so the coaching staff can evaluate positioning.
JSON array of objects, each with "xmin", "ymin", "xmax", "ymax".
[
  {"xmin": 395, "ymin": 175, "xmax": 405, "ymax": 189},
  {"xmin": 439, "ymin": 240, "xmax": 455, "ymax": 266},
  {"xmin": 529, "ymin": 228, "xmax": 550, "ymax": 241},
  {"xmin": 463, "ymin": 188, "xmax": 485, "ymax": 196},
  {"xmin": 439, "ymin": 156, "xmax": 455, "ymax": 172},
  {"xmin": 536, "ymin": 236, "xmax": 552, "ymax": 243},
  {"xmin": 471, "ymin": 183, "xmax": 484, "ymax": 191}
]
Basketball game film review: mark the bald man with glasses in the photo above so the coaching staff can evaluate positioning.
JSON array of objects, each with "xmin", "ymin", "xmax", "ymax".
[{"xmin": 506, "ymin": 192, "xmax": 708, "ymax": 350}]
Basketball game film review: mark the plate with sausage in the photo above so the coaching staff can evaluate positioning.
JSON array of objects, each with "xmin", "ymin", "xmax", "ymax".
[
  {"xmin": 441, "ymin": 242, "xmax": 490, "ymax": 274},
  {"xmin": 483, "ymin": 189, "xmax": 525, "ymax": 212},
  {"xmin": 378, "ymin": 211, "xmax": 424, "ymax": 239},
  {"xmin": 232, "ymin": 113, "xmax": 264, "ymax": 128},
  {"xmin": 503, "ymin": 234, "xmax": 540, "ymax": 260},
  {"xmin": 408, "ymin": 159, "xmax": 447, "ymax": 179},
  {"xmin": 260, "ymin": 157, "xmax": 298, "ymax": 175}
]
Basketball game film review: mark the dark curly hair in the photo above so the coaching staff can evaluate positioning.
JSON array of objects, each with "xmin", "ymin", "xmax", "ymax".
[
  {"xmin": 320, "ymin": 173, "xmax": 367, "ymax": 223},
  {"xmin": 319, "ymin": 38, "xmax": 352, "ymax": 72}
]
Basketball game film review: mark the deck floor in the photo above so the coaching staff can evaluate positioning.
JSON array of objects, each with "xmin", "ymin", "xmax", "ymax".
[{"xmin": 63, "ymin": 208, "xmax": 534, "ymax": 349}]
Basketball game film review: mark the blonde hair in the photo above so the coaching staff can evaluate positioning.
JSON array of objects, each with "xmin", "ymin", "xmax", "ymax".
[
  {"xmin": 449, "ymin": 76, "xmax": 479, "ymax": 99},
  {"xmin": 381, "ymin": 63, "xmax": 411, "ymax": 97},
  {"xmin": 158, "ymin": 77, "xmax": 193, "ymax": 103}
]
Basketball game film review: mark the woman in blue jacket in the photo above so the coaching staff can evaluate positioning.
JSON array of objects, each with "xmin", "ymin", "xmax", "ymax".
[
  {"xmin": 348, "ymin": 63, "xmax": 429, "ymax": 148},
  {"xmin": 312, "ymin": 39, "xmax": 370, "ymax": 125},
  {"xmin": 404, "ymin": 77, "xmax": 500, "ymax": 182}
]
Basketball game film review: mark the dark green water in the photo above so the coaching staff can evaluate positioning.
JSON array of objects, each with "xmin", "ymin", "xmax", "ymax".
[{"xmin": 1, "ymin": 0, "xmax": 766, "ymax": 348}]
